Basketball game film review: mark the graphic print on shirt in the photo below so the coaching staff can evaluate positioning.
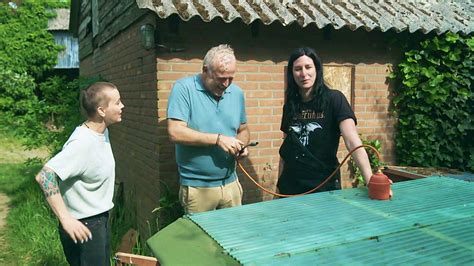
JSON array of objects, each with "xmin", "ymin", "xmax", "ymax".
[{"xmin": 290, "ymin": 121, "xmax": 322, "ymax": 146}]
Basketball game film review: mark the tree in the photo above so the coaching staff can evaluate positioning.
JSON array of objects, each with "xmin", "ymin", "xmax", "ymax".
[{"xmin": 0, "ymin": 1, "xmax": 81, "ymax": 155}]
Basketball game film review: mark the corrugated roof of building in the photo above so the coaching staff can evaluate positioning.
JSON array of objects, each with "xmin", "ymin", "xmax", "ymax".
[
  {"xmin": 48, "ymin": 8, "xmax": 70, "ymax": 31},
  {"xmin": 53, "ymin": 32, "xmax": 79, "ymax": 69},
  {"xmin": 136, "ymin": 0, "xmax": 474, "ymax": 34},
  {"xmin": 188, "ymin": 176, "xmax": 474, "ymax": 265}
]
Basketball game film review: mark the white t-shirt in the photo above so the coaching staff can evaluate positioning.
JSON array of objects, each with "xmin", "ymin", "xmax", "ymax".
[{"xmin": 46, "ymin": 126, "xmax": 115, "ymax": 219}]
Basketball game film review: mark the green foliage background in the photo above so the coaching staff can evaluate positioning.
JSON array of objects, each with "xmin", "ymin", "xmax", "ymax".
[
  {"xmin": 0, "ymin": 0, "xmax": 81, "ymax": 155},
  {"xmin": 391, "ymin": 32, "xmax": 474, "ymax": 171},
  {"xmin": 0, "ymin": 2, "xmax": 134, "ymax": 264},
  {"xmin": 349, "ymin": 137, "xmax": 385, "ymax": 187}
]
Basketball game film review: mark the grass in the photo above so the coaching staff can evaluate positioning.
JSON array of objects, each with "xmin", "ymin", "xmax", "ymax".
[
  {"xmin": 0, "ymin": 163, "xmax": 68, "ymax": 265},
  {"xmin": 0, "ymin": 127, "xmax": 48, "ymax": 164},
  {"xmin": 0, "ymin": 126, "xmax": 136, "ymax": 265},
  {"xmin": 0, "ymin": 127, "xmax": 67, "ymax": 265}
]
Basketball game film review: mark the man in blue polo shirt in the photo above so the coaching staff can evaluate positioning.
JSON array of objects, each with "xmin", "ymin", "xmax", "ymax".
[{"xmin": 167, "ymin": 44, "xmax": 250, "ymax": 214}]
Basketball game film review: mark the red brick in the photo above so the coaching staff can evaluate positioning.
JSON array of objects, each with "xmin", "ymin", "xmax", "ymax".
[
  {"xmin": 246, "ymin": 73, "xmax": 273, "ymax": 81},
  {"xmin": 157, "ymin": 72, "xmax": 188, "ymax": 80},
  {"xmin": 356, "ymin": 66, "xmax": 377, "ymax": 74},
  {"xmin": 238, "ymin": 65, "xmax": 259, "ymax": 72},
  {"xmin": 259, "ymin": 99, "xmax": 283, "ymax": 107},
  {"xmin": 365, "ymin": 75, "xmax": 389, "ymax": 83},
  {"xmin": 246, "ymin": 91, "xmax": 272, "ymax": 98},
  {"xmin": 239, "ymin": 82, "xmax": 259, "ymax": 90},
  {"xmin": 251, "ymin": 124, "xmax": 272, "ymax": 132},
  {"xmin": 172, "ymin": 63, "xmax": 201, "ymax": 72},
  {"xmin": 260, "ymin": 65, "xmax": 285, "ymax": 73},
  {"xmin": 260, "ymin": 82, "xmax": 283, "ymax": 90},
  {"xmin": 247, "ymin": 107, "xmax": 273, "ymax": 116}
]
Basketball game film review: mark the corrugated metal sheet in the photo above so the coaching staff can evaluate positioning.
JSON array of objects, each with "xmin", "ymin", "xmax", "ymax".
[
  {"xmin": 136, "ymin": 0, "xmax": 474, "ymax": 34},
  {"xmin": 188, "ymin": 176, "xmax": 474, "ymax": 265},
  {"xmin": 47, "ymin": 9, "xmax": 79, "ymax": 69},
  {"xmin": 444, "ymin": 172, "xmax": 474, "ymax": 182},
  {"xmin": 53, "ymin": 32, "xmax": 79, "ymax": 69}
]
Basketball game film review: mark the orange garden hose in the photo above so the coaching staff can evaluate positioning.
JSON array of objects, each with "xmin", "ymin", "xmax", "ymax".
[{"xmin": 237, "ymin": 144, "xmax": 382, "ymax": 198}]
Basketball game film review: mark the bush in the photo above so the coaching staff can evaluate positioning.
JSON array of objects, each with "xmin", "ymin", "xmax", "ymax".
[
  {"xmin": 0, "ymin": 1, "xmax": 84, "ymax": 156},
  {"xmin": 390, "ymin": 32, "xmax": 474, "ymax": 171}
]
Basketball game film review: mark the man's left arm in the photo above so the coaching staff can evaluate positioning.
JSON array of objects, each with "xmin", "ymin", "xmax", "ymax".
[{"xmin": 236, "ymin": 123, "xmax": 250, "ymax": 157}]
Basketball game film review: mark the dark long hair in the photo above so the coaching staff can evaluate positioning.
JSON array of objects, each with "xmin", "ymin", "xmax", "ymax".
[{"xmin": 285, "ymin": 47, "xmax": 329, "ymax": 118}]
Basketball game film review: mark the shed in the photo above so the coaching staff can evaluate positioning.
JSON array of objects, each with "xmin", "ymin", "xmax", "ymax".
[
  {"xmin": 70, "ymin": 0, "xmax": 474, "ymax": 238},
  {"xmin": 48, "ymin": 8, "xmax": 79, "ymax": 69}
]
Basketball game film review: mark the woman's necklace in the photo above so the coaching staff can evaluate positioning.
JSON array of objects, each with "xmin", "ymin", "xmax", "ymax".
[{"xmin": 83, "ymin": 122, "xmax": 90, "ymax": 129}]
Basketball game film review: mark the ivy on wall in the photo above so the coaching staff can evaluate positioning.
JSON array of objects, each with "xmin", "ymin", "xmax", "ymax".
[{"xmin": 391, "ymin": 32, "xmax": 474, "ymax": 171}]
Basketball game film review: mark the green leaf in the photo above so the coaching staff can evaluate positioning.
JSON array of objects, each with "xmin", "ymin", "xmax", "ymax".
[
  {"xmin": 466, "ymin": 37, "xmax": 474, "ymax": 50},
  {"xmin": 402, "ymin": 78, "xmax": 419, "ymax": 87},
  {"xmin": 445, "ymin": 32, "xmax": 460, "ymax": 43}
]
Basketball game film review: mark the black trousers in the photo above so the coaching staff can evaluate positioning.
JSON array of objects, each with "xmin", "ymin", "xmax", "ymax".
[{"xmin": 59, "ymin": 211, "xmax": 110, "ymax": 266}]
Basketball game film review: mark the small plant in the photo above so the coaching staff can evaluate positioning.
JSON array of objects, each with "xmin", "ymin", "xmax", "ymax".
[
  {"xmin": 109, "ymin": 182, "xmax": 137, "ymax": 253},
  {"xmin": 150, "ymin": 181, "xmax": 182, "ymax": 234},
  {"xmin": 349, "ymin": 137, "xmax": 385, "ymax": 187}
]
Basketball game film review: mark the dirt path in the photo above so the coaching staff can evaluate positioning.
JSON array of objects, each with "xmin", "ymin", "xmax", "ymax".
[
  {"xmin": 0, "ymin": 193, "xmax": 9, "ymax": 228},
  {"xmin": 0, "ymin": 192, "xmax": 10, "ymax": 260}
]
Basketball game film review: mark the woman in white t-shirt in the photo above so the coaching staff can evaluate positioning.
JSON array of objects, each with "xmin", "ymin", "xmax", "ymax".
[{"xmin": 35, "ymin": 82, "xmax": 124, "ymax": 265}]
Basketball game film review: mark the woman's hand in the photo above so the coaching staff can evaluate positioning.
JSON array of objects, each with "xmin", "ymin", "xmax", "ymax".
[{"xmin": 60, "ymin": 216, "xmax": 92, "ymax": 244}]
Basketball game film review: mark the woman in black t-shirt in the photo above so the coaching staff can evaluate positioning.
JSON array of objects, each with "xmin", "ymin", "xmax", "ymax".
[{"xmin": 277, "ymin": 47, "xmax": 373, "ymax": 195}]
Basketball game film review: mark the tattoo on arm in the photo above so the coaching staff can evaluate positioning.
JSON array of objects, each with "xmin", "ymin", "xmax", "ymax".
[{"xmin": 38, "ymin": 168, "xmax": 60, "ymax": 197}]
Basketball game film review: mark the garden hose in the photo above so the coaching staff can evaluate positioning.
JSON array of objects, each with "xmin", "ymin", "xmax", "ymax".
[{"xmin": 237, "ymin": 144, "xmax": 382, "ymax": 198}]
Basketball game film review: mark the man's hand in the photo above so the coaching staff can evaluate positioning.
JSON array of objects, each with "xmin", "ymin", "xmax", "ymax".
[
  {"xmin": 60, "ymin": 215, "xmax": 92, "ymax": 244},
  {"xmin": 236, "ymin": 147, "xmax": 249, "ymax": 159},
  {"xmin": 217, "ymin": 134, "xmax": 244, "ymax": 155}
]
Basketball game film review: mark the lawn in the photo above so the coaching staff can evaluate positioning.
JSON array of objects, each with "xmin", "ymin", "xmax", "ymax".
[{"xmin": 0, "ymin": 127, "xmax": 67, "ymax": 265}]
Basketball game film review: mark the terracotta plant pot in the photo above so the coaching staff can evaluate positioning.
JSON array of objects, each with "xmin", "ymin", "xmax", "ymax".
[{"xmin": 368, "ymin": 171, "xmax": 391, "ymax": 200}]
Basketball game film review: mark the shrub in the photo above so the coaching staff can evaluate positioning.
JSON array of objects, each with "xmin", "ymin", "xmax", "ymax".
[
  {"xmin": 0, "ymin": 1, "xmax": 84, "ymax": 156},
  {"xmin": 390, "ymin": 32, "xmax": 474, "ymax": 171}
]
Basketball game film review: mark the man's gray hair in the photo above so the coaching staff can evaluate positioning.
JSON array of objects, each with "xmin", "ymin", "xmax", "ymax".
[{"xmin": 203, "ymin": 44, "xmax": 235, "ymax": 72}]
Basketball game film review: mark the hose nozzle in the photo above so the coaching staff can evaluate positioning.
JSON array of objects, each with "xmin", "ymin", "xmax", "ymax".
[{"xmin": 239, "ymin": 141, "xmax": 259, "ymax": 154}]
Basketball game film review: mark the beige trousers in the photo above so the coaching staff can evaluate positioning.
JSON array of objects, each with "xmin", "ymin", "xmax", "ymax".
[{"xmin": 179, "ymin": 179, "xmax": 243, "ymax": 214}]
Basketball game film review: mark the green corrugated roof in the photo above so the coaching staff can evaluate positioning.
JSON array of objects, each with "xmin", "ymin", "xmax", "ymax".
[{"xmin": 188, "ymin": 176, "xmax": 474, "ymax": 265}]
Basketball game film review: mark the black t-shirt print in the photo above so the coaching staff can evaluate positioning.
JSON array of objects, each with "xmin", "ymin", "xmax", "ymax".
[{"xmin": 289, "ymin": 109, "xmax": 323, "ymax": 146}]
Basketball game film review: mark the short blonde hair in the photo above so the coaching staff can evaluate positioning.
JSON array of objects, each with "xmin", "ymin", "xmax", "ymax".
[
  {"xmin": 80, "ymin": 82, "xmax": 117, "ymax": 118},
  {"xmin": 203, "ymin": 44, "xmax": 235, "ymax": 72}
]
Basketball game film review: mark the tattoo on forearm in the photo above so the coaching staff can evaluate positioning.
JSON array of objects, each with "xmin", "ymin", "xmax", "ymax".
[{"xmin": 39, "ymin": 168, "xmax": 60, "ymax": 197}]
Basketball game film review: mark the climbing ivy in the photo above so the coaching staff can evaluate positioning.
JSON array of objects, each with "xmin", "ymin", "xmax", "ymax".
[{"xmin": 390, "ymin": 32, "xmax": 474, "ymax": 171}]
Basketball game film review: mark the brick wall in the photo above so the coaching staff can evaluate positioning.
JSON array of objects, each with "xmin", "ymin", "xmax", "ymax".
[
  {"xmin": 80, "ymin": 14, "xmax": 402, "ymax": 236},
  {"xmin": 81, "ymin": 15, "xmax": 162, "ymax": 237},
  {"xmin": 154, "ymin": 18, "xmax": 399, "ymax": 204},
  {"xmin": 156, "ymin": 60, "xmax": 396, "ymax": 203},
  {"xmin": 353, "ymin": 63, "xmax": 395, "ymax": 164}
]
